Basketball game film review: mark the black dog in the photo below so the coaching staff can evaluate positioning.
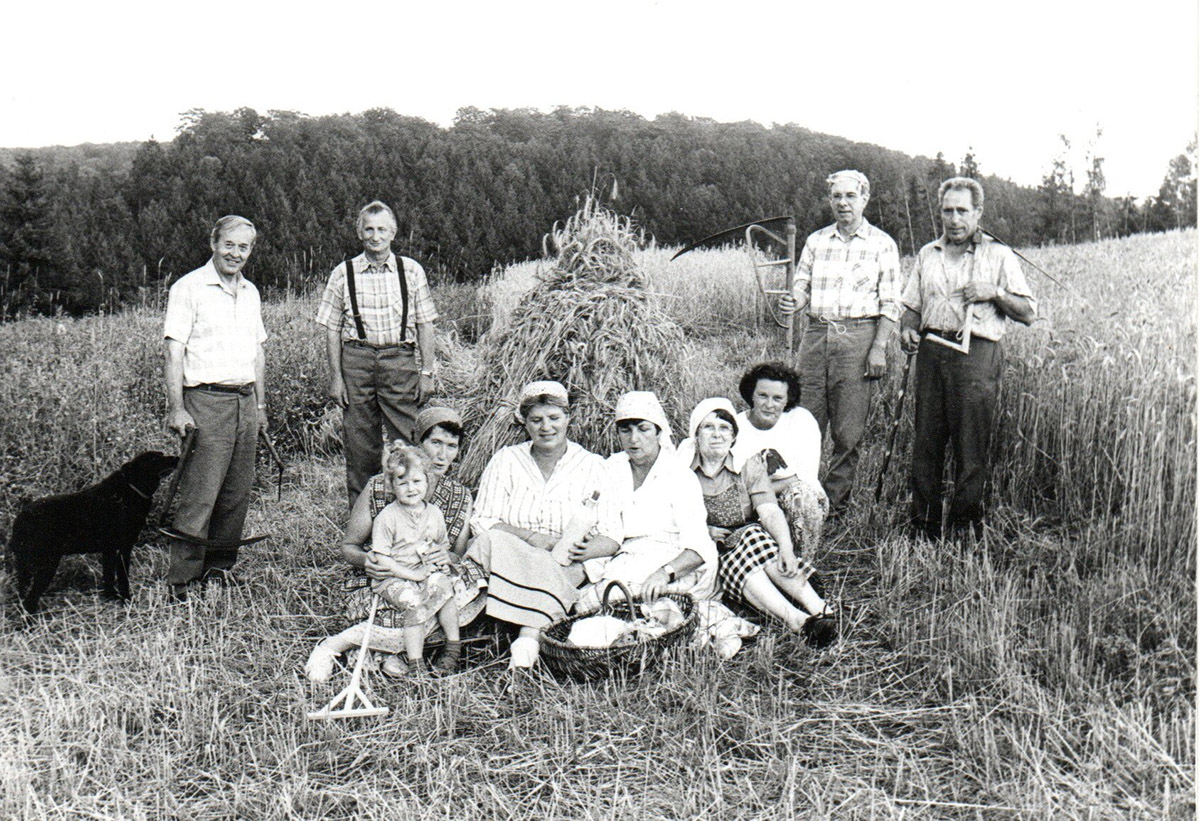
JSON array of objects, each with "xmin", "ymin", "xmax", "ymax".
[{"xmin": 10, "ymin": 451, "xmax": 179, "ymax": 614}]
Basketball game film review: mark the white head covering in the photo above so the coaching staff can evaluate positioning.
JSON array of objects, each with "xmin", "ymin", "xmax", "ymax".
[
  {"xmin": 613, "ymin": 390, "xmax": 674, "ymax": 450},
  {"xmin": 687, "ymin": 397, "xmax": 738, "ymax": 440},
  {"xmin": 514, "ymin": 380, "xmax": 570, "ymax": 424}
]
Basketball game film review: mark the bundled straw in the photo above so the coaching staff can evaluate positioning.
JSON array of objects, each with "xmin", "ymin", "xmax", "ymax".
[{"xmin": 458, "ymin": 197, "xmax": 686, "ymax": 485}]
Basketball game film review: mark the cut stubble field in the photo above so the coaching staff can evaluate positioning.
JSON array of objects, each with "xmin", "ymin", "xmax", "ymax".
[{"xmin": 0, "ymin": 229, "xmax": 1194, "ymax": 818}]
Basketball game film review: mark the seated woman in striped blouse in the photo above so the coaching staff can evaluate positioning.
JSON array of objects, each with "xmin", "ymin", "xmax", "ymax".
[{"xmin": 466, "ymin": 380, "xmax": 621, "ymax": 669}]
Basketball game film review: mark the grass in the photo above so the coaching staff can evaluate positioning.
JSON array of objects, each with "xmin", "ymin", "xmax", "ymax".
[{"xmin": 0, "ymin": 228, "xmax": 1194, "ymax": 818}]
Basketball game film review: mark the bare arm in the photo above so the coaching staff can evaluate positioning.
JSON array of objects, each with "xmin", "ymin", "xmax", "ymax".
[
  {"xmin": 865, "ymin": 316, "xmax": 897, "ymax": 378},
  {"xmin": 339, "ymin": 486, "xmax": 376, "ymax": 569},
  {"xmin": 325, "ymin": 327, "xmax": 347, "ymax": 407},
  {"xmin": 164, "ymin": 339, "xmax": 194, "ymax": 436},
  {"xmin": 417, "ymin": 321, "xmax": 436, "ymax": 402},
  {"xmin": 756, "ymin": 500, "xmax": 800, "ymax": 576},
  {"xmin": 254, "ymin": 342, "xmax": 267, "ymax": 431}
]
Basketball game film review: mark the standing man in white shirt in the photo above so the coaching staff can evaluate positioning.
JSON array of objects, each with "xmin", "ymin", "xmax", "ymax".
[{"xmin": 163, "ymin": 215, "xmax": 268, "ymax": 600}]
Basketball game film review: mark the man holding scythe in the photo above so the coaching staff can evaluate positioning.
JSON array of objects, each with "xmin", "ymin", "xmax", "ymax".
[
  {"xmin": 779, "ymin": 170, "xmax": 901, "ymax": 515},
  {"xmin": 899, "ymin": 177, "xmax": 1036, "ymax": 540}
]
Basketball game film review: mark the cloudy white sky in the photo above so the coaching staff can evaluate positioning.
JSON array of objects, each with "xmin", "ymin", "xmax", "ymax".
[{"xmin": 2, "ymin": 0, "xmax": 1195, "ymax": 198}]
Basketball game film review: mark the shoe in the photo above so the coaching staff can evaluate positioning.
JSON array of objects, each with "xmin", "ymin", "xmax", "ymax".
[
  {"xmin": 802, "ymin": 612, "xmax": 838, "ymax": 648},
  {"xmin": 508, "ymin": 636, "xmax": 540, "ymax": 669},
  {"xmin": 381, "ymin": 654, "xmax": 422, "ymax": 678},
  {"xmin": 305, "ymin": 639, "xmax": 341, "ymax": 682},
  {"xmin": 202, "ymin": 568, "xmax": 243, "ymax": 587},
  {"xmin": 433, "ymin": 641, "xmax": 462, "ymax": 674}
]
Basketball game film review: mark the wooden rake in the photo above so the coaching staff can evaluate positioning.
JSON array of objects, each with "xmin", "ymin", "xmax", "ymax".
[{"xmin": 306, "ymin": 594, "xmax": 389, "ymax": 721}]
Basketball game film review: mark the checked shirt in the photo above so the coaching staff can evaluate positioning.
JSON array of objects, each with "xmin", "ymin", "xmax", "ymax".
[
  {"xmin": 793, "ymin": 220, "xmax": 901, "ymax": 322},
  {"xmin": 315, "ymin": 252, "xmax": 438, "ymax": 345}
]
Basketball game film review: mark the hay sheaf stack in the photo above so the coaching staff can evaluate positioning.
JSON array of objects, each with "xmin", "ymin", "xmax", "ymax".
[{"xmin": 458, "ymin": 198, "xmax": 686, "ymax": 485}]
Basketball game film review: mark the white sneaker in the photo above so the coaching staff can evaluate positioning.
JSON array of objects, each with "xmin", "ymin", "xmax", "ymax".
[{"xmin": 508, "ymin": 636, "xmax": 541, "ymax": 669}]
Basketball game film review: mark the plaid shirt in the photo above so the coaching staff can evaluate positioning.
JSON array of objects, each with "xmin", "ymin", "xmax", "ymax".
[
  {"xmin": 902, "ymin": 233, "xmax": 1037, "ymax": 342},
  {"xmin": 314, "ymin": 252, "xmax": 438, "ymax": 344},
  {"xmin": 163, "ymin": 260, "xmax": 267, "ymax": 386},
  {"xmin": 793, "ymin": 220, "xmax": 901, "ymax": 322}
]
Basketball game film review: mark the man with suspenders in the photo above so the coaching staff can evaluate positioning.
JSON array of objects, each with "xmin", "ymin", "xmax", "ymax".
[{"xmin": 316, "ymin": 200, "xmax": 440, "ymax": 505}]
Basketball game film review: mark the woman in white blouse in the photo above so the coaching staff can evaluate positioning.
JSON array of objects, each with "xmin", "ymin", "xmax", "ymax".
[
  {"xmin": 467, "ymin": 380, "xmax": 620, "ymax": 668},
  {"xmin": 731, "ymin": 362, "xmax": 828, "ymax": 574},
  {"xmin": 574, "ymin": 391, "xmax": 718, "ymax": 612}
]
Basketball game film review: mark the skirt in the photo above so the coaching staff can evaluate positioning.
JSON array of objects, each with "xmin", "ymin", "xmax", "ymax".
[
  {"xmin": 467, "ymin": 529, "xmax": 581, "ymax": 629},
  {"xmin": 776, "ymin": 479, "xmax": 828, "ymax": 568},
  {"xmin": 717, "ymin": 523, "xmax": 816, "ymax": 606},
  {"xmin": 343, "ymin": 554, "xmax": 488, "ymax": 630}
]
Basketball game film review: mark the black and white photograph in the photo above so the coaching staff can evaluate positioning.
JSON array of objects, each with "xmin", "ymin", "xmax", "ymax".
[{"xmin": 1, "ymin": 1, "xmax": 1195, "ymax": 817}]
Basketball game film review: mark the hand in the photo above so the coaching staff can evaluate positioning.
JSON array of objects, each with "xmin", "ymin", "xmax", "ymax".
[
  {"xmin": 417, "ymin": 373, "xmax": 434, "ymax": 404},
  {"xmin": 422, "ymin": 543, "xmax": 452, "ymax": 569},
  {"xmin": 900, "ymin": 328, "xmax": 922, "ymax": 354},
  {"xmin": 328, "ymin": 375, "xmax": 348, "ymax": 408},
  {"xmin": 167, "ymin": 408, "xmax": 195, "ymax": 437},
  {"xmin": 257, "ymin": 406, "xmax": 269, "ymax": 432},
  {"xmin": 778, "ymin": 293, "xmax": 798, "ymax": 316},
  {"xmin": 963, "ymin": 280, "xmax": 1000, "ymax": 303},
  {"xmin": 864, "ymin": 345, "xmax": 887, "ymax": 379},
  {"xmin": 528, "ymin": 532, "xmax": 556, "ymax": 551},
  {"xmin": 777, "ymin": 548, "xmax": 799, "ymax": 578},
  {"xmin": 364, "ymin": 550, "xmax": 403, "ymax": 581},
  {"xmin": 708, "ymin": 525, "xmax": 731, "ymax": 542},
  {"xmin": 642, "ymin": 569, "xmax": 671, "ymax": 601}
]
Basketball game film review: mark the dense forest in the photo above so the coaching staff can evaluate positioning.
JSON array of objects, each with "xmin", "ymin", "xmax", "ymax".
[{"xmin": 0, "ymin": 107, "xmax": 1195, "ymax": 316}]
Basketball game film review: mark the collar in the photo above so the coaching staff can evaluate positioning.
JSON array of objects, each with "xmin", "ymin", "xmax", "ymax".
[
  {"xmin": 832, "ymin": 218, "xmax": 872, "ymax": 242},
  {"xmin": 932, "ymin": 231, "xmax": 982, "ymax": 253},
  {"xmin": 355, "ymin": 251, "xmax": 397, "ymax": 272},
  {"xmin": 689, "ymin": 448, "xmax": 740, "ymax": 477},
  {"xmin": 200, "ymin": 259, "xmax": 246, "ymax": 293}
]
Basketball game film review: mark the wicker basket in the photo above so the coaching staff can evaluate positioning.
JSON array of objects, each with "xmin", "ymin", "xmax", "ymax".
[{"xmin": 540, "ymin": 580, "xmax": 697, "ymax": 681}]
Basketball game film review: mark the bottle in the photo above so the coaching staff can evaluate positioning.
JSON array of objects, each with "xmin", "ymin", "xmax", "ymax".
[{"xmin": 551, "ymin": 490, "xmax": 601, "ymax": 566}]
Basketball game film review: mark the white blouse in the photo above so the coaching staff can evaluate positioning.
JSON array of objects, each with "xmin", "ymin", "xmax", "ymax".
[
  {"xmin": 731, "ymin": 408, "xmax": 822, "ymax": 487},
  {"xmin": 471, "ymin": 441, "xmax": 620, "ymax": 540}
]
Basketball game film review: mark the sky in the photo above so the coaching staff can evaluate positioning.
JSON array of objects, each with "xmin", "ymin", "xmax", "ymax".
[{"xmin": 2, "ymin": 0, "xmax": 1195, "ymax": 199}]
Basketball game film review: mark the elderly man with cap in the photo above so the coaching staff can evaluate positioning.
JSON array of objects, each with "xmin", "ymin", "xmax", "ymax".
[
  {"xmin": 316, "ymin": 200, "xmax": 440, "ymax": 506},
  {"xmin": 163, "ymin": 215, "xmax": 267, "ymax": 601},
  {"xmin": 467, "ymin": 380, "xmax": 621, "ymax": 668},
  {"xmin": 573, "ymin": 391, "xmax": 719, "ymax": 613},
  {"xmin": 899, "ymin": 177, "xmax": 1036, "ymax": 540},
  {"xmin": 779, "ymin": 170, "xmax": 902, "ymax": 515}
]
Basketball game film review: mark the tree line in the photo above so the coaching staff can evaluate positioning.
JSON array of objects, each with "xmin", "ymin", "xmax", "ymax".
[{"xmin": 0, "ymin": 107, "xmax": 1194, "ymax": 316}]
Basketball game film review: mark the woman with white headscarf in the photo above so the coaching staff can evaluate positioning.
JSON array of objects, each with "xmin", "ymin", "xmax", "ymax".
[
  {"xmin": 681, "ymin": 397, "xmax": 836, "ymax": 646},
  {"xmin": 467, "ymin": 380, "xmax": 621, "ymax": 668},
  {"xmin": 574, "ymin": 391, "xmax": 718, "ymax": 612}
]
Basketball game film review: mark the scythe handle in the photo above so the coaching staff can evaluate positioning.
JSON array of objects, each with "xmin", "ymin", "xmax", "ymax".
[
  {"xmin": 159, "ymin": 427, "xmax": 196, "ymax": 527},
  {"xmin": 785, "ymin": 218, "xmax": 796, "ymax": 353}
]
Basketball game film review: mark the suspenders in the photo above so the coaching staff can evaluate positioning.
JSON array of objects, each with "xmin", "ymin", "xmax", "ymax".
[{"xmin": 343, "ymin": 254, "xmax": 410, "ymax": 342}]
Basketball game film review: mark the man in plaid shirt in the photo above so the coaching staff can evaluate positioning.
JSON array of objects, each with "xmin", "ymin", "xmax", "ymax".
[
  {"xmin": 780, "ymin": 170, "xmax": 901, "ymax": 515},
  {"xmin": 315, "ymin": 201, "xmax": 439, "ymax": 505}
]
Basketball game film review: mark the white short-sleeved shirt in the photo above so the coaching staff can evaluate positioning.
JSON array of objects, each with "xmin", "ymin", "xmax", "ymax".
[
  {"xmin": 163, "ymin": 260, "xmax": 267, "ymax": 386},
  {"xmin": 731, "ymin": 408, "xmax": 822, "ymax": 488}
]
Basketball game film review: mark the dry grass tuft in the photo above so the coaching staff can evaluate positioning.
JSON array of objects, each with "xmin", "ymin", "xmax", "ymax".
[{"xmin": 457, "ymin": 198, "xmax": 686, "ymax": 484}]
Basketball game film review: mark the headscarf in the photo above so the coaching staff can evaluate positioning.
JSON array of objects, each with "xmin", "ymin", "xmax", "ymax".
[
  {"xmin": 613, "ymin": 390, "xmax": 674, "ymax": 451},
  {"xmin": 514, "ymin": 380, "xmax": 570, "ymax": 424},
  {"xmin": 415, "ymin": 406, "xmax": 463, "ymax": 443},
  {"xmin": 687, "ymin": 397, "xmax": 738, "ymax": 440}
]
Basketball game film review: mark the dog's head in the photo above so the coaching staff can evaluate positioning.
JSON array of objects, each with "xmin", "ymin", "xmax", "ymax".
[{"xmin": 120, "ymin": 451, "xmax": 180, "ymax": 494}]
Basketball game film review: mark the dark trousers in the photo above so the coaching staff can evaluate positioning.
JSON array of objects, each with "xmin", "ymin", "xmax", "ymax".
[
  {"xmin": 341, "ymin": 342, "xmax": 420, "ymax": 502},
  {"xmin": 910, "ymin": 336, "xmax": 1002, "ymax": 532},
  {"xmin": 168, "ymin": 389, "xmax": 258, "ymax": 584},
  {"xmin": 798, "ymin": 318, "xmax": 877, "ymax": 511}
]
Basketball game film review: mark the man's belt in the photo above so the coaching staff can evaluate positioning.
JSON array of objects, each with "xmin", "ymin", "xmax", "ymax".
[
  {"xmin": 806, "ymin": 316, "xmax": 878, "ymax": 325},
  {"xmin": 343, "ymin": 339, "xmax": 415, "ymax": 351},
  {"xmin": 187, "ymin": 383, "xmax": 255, "ymax": 396}
]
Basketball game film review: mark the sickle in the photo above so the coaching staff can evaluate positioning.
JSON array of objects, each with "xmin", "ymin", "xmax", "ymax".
[
  {"xmin": 158, "ymin": 526, "xmax": 269, "ymax": 548},
  {"xmin": 670, "ymin": 216, "xmax": 792, "ymax": 260}
]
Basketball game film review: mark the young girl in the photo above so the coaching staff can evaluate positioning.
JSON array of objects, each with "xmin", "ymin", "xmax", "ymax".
[{"xmin": 369, "ymin": 445, "xmax": 461, "ymax": 674}]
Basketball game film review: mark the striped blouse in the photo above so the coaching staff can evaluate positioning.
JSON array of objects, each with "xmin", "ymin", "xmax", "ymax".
[{"xmin": 471, "ymin": 441, "xmax": 620, "ymax": 540}]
